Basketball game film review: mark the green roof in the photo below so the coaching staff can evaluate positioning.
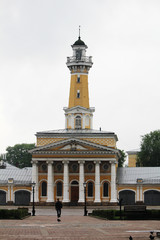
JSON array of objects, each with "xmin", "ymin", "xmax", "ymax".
[{"xmin": 73, "ymin": 37, "xmax": 85, "ymax": 46}]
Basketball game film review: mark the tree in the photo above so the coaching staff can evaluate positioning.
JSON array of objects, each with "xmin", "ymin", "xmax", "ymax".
[
  {"xmin": 6, "ymin": 143, "xmax": 35, "ymax": 168},
  {"xmin": 137, "ymin": 130, "xmax": 160, "ymax": 167},
  {"xmin": 118, "ymin": 150, "xmax": 126, "ymax": 167}
]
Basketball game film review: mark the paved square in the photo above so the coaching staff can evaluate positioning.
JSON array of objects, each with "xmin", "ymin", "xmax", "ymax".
[{"xmin": 0, "ymin": 208, "xmax": 159, "ymax": 239}]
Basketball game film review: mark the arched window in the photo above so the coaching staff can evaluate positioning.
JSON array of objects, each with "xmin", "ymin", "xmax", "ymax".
[
  {"xmin": 103, "ymin": 182, "xmax": 109, "ymax": 197},
  {"xmin": 88, "ymin": 182, "xmax": 93, "ymax": 197},
  {"xmin": 71, "ymin": 180, "xmax": 78, "ymax": 185},
  {"xmin": 57, "ymin": 182, "xmax": 63, "ymax": 197},
  {"xmin": 75, "ymin": 116, "xmax": 81, "ymax": 129},
  {"xmin": 42, "ymin": 182, "xmax": 47, "ymax": 196}
]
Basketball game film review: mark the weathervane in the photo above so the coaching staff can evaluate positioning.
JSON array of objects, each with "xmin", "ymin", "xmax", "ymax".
[{"xmin": 79, "ymin": 25, "xmax": 81, "ymax": 39}]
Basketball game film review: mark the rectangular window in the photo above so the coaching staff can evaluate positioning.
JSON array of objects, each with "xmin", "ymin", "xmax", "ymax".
[
  {"xmin": 77, "ymin": 90, "xmax": 80, "ymax": 98},
  {"xmin": 77, "ymin": 77, "xmax": 80, "ymax": 83}
]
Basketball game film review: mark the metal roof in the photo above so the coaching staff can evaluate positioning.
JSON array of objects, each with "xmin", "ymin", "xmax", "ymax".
[
  {"xmin": 36, "ymin": 129, "xmax": 114, "ymax": 134},
  {"xmin": 36, "ymin": 129, "xmax": 118, "ymax": 140},
  {"xmin": 0, "ymin": 163, "xmax": 32, "ymax": 185},
  {"xmin": 117, "ymin": 167, "xmax": 160, "ymax": 184}
]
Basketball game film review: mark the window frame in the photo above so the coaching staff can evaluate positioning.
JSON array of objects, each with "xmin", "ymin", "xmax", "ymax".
[
  {"xmin": 56, "ymin": 181, "xmax": 63, "ymax": 197},
  {"xmin": 41, "ymin": 181, "xmax": 47, "ymax": 196},
  {"xmin": 103, "ymin": 182, "xmax": 109, "ymax": 197},
  {"xmin": 75, "ymin": 116, "xmax": 82, "ymax": 129},
  {"xmin": 87, "ymin": 182, "xmax": 93, "ymax": 197},
  {"xmin": 77, "ymin": 90, "xmax": 80, "ymax": 98}
]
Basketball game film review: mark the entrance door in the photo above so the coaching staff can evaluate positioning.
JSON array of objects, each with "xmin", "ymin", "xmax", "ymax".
[
  {"xmin": 0, "ymin": 190, "xmax": 6, "ymax": 205},
  {"xmin": 15, "ymin": 190, "xmax": 30, "ymax": 205},
  {"xmin": 71, "ymin": 181, "xmax": 79, "ymax": 205},
  {"xmin": 119, "ymin": 190, "xmax": 135, "ymax": 205},
  {"xmin": 144, "ymin": 190, "xmax": 160, "ymax": 206}
]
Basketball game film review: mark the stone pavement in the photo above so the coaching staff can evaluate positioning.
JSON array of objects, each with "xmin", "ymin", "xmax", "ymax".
[{"xmin": 0, "ymin": 208, "xmax": 160, "ymax": 240}]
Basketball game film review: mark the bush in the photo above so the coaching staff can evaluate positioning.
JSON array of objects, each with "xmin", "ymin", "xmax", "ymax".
[
  {"xmin": 0, "ymin": 208, "xmax": 30, "ymax": 219},
  {"xmin": 91, "ymin": 209, "xmax": 160, "ymax": 220},
  {"xmin": 92, "ymin": 210, "xmax": 120, "ymax": 220},
  {"xmin": 146, "ymin": 210, "xmax": 160, "ymax": 220}
]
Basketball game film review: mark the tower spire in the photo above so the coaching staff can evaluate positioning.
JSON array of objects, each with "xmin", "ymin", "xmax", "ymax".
[{"xmin": 79, "ymin": 25, "xmax": 81, "ymax": 39}]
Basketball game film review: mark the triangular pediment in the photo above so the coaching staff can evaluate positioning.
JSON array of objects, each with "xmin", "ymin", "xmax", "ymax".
[
  {"xmin": 30, "ymin": 138, "xmax": 119, "ymax": 155},
  {"xmin": 63, "ymin": 106, "xmax": 95, "ymax": 114}
]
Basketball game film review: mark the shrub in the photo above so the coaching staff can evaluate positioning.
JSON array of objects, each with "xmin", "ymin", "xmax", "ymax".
[
  {"xmin": 91, "ymin": 209, "xmax": 160, "ymax": 220},
  {"xmin": 0, "ymin": 208, "xmax": 30, "ymax": 219},
  {"xmin": 92, "ymin": 210, "xmax": 120, "ymax": 220}
]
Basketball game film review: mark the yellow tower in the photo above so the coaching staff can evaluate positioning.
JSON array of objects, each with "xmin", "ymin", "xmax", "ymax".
[{"xmin": 64, "ymin": 33, "xmax": 95, "ymax": 130}]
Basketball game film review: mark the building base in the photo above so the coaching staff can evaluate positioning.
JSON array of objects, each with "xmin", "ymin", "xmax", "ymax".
[
  {"xmin": 7, "ymin": 201, "xmax": 14, "ymax": 205},
  {"xmin": 29, "ymin": 201, "xmax": 118, "ymax": 206}
]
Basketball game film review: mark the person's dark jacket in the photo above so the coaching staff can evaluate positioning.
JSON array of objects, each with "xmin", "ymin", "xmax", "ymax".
[{"xmin": 55, "ymin": 200, "xmax": 62, "ymax": 210}]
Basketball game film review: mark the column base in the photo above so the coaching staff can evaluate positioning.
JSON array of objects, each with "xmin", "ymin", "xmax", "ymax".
[
  {"xmin": 110, "ymin": 199, "xmax": 118, "ymax": 203},
  {"xmin": 78, "ymin": 199, "xmax": 85, "ymax": 203},
  {"xmin": 47, "ymin": 199, "xmax": 54, "ymax": 202},
  {"xmin": 7, "ymin": 201, "xmax": 14, "ymax": 205},
  {"xmin": 94, "ymin": 200, "xmax": 101, "ymax": 203},
  {"xmin": 62, "ymin": 200, "xmax": 70, "ymax": 203}
]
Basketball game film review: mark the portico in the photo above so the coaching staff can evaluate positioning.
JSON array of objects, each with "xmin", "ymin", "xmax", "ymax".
[{"xmin": 31, "ymin": 139, "xmax": 119, "ymax": 205}]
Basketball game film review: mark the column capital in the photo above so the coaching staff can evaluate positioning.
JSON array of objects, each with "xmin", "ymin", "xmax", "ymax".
[
  {"xmin": 31, "ymin": 160, "xmax": 38, "ymax": 164},
  {"xmin": 46, "ymin": 160, "xmax": 53, "ymax": 165},
  {"xmin": 94, "ymin": 160, "xmax": 101, "ymax": 164},
  {"xmin": 62, "ymin": 160, "xmax": 69, "ymax": 164},
  {"xmin": 78, "ymin": 160, "xmax": 85, "ymax": 164},
  {"xmin": 109, "ymin": 160, "xmax": 116, "ymax": 164}
]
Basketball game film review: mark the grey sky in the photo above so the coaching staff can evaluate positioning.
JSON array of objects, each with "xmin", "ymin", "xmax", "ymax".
[{"xmin": 0, "ymin": 0, "xmax": 160, "ymax": 153}]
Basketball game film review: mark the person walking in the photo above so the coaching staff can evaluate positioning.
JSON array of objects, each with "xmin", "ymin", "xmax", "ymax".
[{"xmin": 55, "ymin": 198, "xmax": 63, "ymax": 222}]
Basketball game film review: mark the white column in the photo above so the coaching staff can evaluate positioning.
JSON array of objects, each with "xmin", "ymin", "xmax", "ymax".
[
  {"xmin": 7, "ymin": 186, "xmax": 10, "ymax": 202},
  {"xmin": 110, "ymin": 161, "xmax": 117, "ymax": 203},
  {"xmin": 90, "ymin": 114, "xmax": 93, "ymax": 129},
  {"xmin": 136, "ymin": 185, "xmax": 140, "ymax": 201},
  {"xmin": 94, "ymin": 161, "xmax": 101, "ymax": 202},
  {"xmin": 78, "ymin": 161, "xmax": 85, "ymax": 202},
  {"xmin": 47, "ymin": 161, "xmax": 54, "ymax": 202},
  {"xmin": 71, "ymin": 114, "xmax": 74, "ymax": 129},
  {"xmin": 140, "ymin": 185, "xmax": 143, "ymax": 201},
  {"xmin": 82, "ymin": 115, "xmax": 85, "ymax": 129},
  {"xmin": 11, "ymin": 185, "xmax": 13, "ymax": 202},
  {"xmin": 65, "ymin": 115, "xmax": 67, "ymax": 129},
  {"xmin": 32, "ymin": 160, "xmax": 39, "ymax": 202},
  {"xmin": 63, "ymin": 160, "xmax": 69, "ymax": 202}
]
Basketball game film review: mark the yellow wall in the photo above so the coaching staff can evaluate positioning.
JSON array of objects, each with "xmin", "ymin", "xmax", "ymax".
[
  {"xmin": 128, "ymin": 154, "xmax": 137, "ymax": 167},
  {"xmin": 37, "ymin": 137, "xmax": 116, "ymax": 148},
  {"xmin": 68, "ymin": 74, "xmax": 89, "ymax": 108}
]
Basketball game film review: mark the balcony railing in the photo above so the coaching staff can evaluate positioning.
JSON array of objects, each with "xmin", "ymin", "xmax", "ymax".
[{"xmin": 67, "ymin": 56, "xmax": 92, "ymax": 64}]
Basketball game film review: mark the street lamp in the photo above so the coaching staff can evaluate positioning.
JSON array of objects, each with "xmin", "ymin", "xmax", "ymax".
[
  {"xmin": 32, "ymin": 182, "xmax": 36, "ymax": 216},
  {"xmin": 83, "ymin": 182, "xmax": 87, "ymax": 216}
]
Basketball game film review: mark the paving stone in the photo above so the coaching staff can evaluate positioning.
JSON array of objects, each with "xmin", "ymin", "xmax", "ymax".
[{"xmin": 0, "ymin": 208, "xmax": 159, "ymax": 239}]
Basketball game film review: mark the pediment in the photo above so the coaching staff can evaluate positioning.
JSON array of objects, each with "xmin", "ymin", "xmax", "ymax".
[
  {"xmin": 63, "ymin": 106, "xmax": 95, "ymax": 114},
  {"xmin": 30, "ymin": 138, "xmax": 119, "ymax": 155}
]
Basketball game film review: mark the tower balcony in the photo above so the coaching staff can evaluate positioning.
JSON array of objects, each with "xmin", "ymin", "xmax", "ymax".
[{"xmin": 66, "ymin": 56, "xmax": 93, "ymax": 68}]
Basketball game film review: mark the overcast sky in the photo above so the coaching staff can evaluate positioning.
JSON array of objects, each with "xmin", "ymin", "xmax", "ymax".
[{"xmin": 0, "ymin": 0, "xmax": 160, "ymax": 154}]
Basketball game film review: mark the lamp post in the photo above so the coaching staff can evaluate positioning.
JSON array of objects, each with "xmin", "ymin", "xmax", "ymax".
[
  {"xmin": 32, "ymin": 182, "xmax": 36, "ymax": 216},
  {"xmin": 83, "ymin": 182, "xmax": 87, "ymax": 216}
]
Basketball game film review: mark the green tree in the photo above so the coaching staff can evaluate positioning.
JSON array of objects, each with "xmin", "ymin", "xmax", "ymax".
[
  {"xmin": 137, "ymin": 130, "xmax": 160, "ymax": 167},
  {"xmin": 6, "ymin": 143, "xmax": 35, "ymax": 168},
  {"xmin": 118, "ymin": 150, "xmax": 126, "ymax": 167}
]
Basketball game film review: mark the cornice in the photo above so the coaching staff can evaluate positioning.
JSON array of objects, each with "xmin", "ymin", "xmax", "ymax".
[{"xmin": 32, "ymin": 150, "xmax": 116, "ymax": 155}]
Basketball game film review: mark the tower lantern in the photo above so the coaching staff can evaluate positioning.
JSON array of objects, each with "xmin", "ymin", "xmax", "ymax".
[{"xmin": 63, "ymin": 34, "xmax": 95, "ymax": 130}]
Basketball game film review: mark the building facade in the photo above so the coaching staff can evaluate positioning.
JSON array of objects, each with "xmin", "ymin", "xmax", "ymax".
[
  {"xmin": 0, "ymin": 36, "xmax": 160, "ymax": 206},
  {"xmin": 30, "ymin": 36, "xmax": 120, "ymax": 205}
]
